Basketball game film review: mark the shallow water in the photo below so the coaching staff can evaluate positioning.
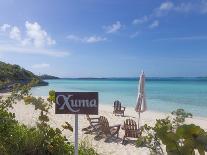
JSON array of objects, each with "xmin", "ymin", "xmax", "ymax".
[{"xmin": 31, "ymin": 78, "xmax": 207, "ymax": 117}]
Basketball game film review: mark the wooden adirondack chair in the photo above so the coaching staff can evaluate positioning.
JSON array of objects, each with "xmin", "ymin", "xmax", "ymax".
[
  {"xmin": 98, "ymin": 116, "xmax": 121, "ymax": 140},
  {"xmin": 113, "ymin": 100, "xmax": 126, "ymax": 116},
  {"xmin": 82, "ymin": 114, "xmax": 100, "ymax": 133},
  {"xmin": 122, "ymin": 119, "xmax": 142, "ymax": 144}
]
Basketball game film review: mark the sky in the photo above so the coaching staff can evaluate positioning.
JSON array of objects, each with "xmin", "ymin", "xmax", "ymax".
[{"xmin": 0, "ymin": 0, "xmax": 207, "ymax": 77}]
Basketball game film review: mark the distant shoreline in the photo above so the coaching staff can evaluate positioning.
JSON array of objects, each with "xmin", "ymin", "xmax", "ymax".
[{"xmin": 45, "ymin": 77, "xmax": 207, "ymax": 81}]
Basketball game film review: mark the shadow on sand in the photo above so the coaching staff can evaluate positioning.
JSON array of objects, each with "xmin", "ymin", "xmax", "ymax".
[{"xmin": 94, "ymin": 134, "xmax": 123, "ymax": 143}]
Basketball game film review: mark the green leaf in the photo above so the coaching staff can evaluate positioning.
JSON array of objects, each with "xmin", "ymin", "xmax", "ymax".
[{"xmin": 62, "ymin": 122, "xmax": 73, "ymax": 132}]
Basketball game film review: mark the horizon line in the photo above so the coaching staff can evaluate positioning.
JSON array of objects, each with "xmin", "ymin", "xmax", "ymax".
[{"xmin": 55, "ymin": 76, "xmax": 207, "ymax": 79}]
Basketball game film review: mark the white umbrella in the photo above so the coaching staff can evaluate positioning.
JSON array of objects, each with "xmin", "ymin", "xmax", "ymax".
[{"xmin": 135, "ymin": 71, "xmax": 147, "ymax": 128}]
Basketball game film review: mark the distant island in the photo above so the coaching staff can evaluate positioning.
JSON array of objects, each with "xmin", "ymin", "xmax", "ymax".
[
  {"xmin": 0, "ymin": 61, "xmax": 48, "ymax": 92},
  {"xmin": 39, "ymin": 74, "xmax": 60, "ymax": 80}
]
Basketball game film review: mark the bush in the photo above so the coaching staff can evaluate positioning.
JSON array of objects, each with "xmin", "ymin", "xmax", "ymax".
[
  {"xmin": 0, "ymin": 83, "xmax": 98, "ymax": 155},
  {"xmin": 136, "ymin": 109, "xmax": 207, "ymax": 155}
]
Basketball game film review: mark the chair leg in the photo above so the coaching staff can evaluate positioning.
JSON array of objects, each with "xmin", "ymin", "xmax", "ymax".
[{"xmin": 122, "ymin": 136, "xmax": 126, "ymax": 145}]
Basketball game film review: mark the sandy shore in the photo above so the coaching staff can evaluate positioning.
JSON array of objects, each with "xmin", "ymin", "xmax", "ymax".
[
  {"xmin": 2, "ymin": 95, "xmax": 203, "ymax": 155},
  {"xmin": 0, "ymin": 92, "xmax": 205, "ymax": 155}
]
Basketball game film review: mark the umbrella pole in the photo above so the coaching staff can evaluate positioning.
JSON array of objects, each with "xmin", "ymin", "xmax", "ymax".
[{"xmin": 138, "ymin": 111, "xmax": 141, "ymax": 128}]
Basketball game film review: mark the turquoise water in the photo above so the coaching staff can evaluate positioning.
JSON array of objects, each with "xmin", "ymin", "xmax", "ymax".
[{"xmin": 31, "ymin": 78, "xmax": 207, "ymax": 117}]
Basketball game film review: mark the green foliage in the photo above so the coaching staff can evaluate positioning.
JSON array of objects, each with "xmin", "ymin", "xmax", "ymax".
[
  {"xmin": 136, "ymin": 108, "xmax": 207, "ymax": 155},
  {"xmin": 39, "ymin": 74, "xmax": 59, "ymax": 80},
  {"xmin": 78, "ymin": 138, "xmax": 98, "ymax": 155},
  {"xmin": 176, "ymin": 124, "xmax": 207, "ymax": 155},
  {"xmin": 62, "ymin": 122, "xmax": 73, "ymax": 132},
  {"xmin": 136, "ymin": 124, "xmax": 164, "ymax": 154},
  {"xmin": 0, "ymin": 113, "xmax": 74, "ymax": 154},
  {"xmin": 0, "ymin": 83, "xmax": 98, "ymax": 155},
  {"xmin": 48, "ymin": 90, "xmax": 56, "ymax": 103},
  {"xmin": 172, "ymin": 109, "xmax": 193, "ymax": 118},
  {"xmin": 0, "ymin": 61, "xmax": 37, "ymax": 82},
  {"xmin": 171, "ymin": 109, "xmax": 192, "ymax": 128},
  {"xmin": 0, "ymin": 61, "xmax": 47, "ymax": 91}
]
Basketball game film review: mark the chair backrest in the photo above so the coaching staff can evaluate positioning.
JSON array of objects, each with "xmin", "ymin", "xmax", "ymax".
[
  {"xmin": 99, "ymin": 116, "xmax": 110, "ymax": 134},
  {"xmin": 114, "ymin": 100, "xmax": 122, "ymax": 111},
  {"xmin": 124, "ymin": 119, "xmax": 141, "ymax": 138},
  {"xmin": 124, "ymin": 119, "xmax": 138, "ymax": 130},
  {"xmin": 86, "ymin": 114, "xmax": 90, "ymax": 120},
  {"xmin": 86, "ymin": 114, "xmax": 93, "ymax": 125}
]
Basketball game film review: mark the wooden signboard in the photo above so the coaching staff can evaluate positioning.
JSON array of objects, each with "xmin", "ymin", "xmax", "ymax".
[
  {"xmin": 55, "ymin": 92, "xmax": 98, "ymax": 114},
  {"xmin": 55, "ymin": 92, "xmax": 98, "ymax": 155}
]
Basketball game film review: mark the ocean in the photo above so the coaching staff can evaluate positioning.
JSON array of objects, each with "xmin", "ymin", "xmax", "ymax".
[{"xmin": 31, "ymin": 78, "xmax": 207, "ymax": 117}]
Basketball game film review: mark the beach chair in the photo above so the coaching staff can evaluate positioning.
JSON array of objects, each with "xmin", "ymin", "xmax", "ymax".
[
  {"xmin": 122, "ymin": 119, "xmax": 142, "ymax": 144},
  {"xmin": 82, "ymin": 114, "xmax": 100, "ymax": 133},
  {"xmin": 113, "ymin": 100, "xmax": 125, "ymax": 116},
  {"xmin": 98, "ymin": 116, "xmax": 121, "ymax": 141}
]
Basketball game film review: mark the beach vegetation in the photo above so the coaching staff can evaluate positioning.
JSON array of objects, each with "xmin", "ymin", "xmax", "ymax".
[
  {"xmin": 0, "ymin": 61, "xmax": 48, "ymax": 92},
  {"xmin": 39, "ymin": 74, "xmax": 60, "ymax": 80},
  {"xmin": 0, "ymin": 81, "xmax": 98, "ymax": 155},
  {"xmin": 136, "ymin": 109, "xmax": 207, "ymax": 155}
]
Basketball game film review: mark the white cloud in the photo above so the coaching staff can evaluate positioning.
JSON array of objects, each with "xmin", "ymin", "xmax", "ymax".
[
  {"xmin": 0, "ymin": 44, "xmax": 69, "ymax": 57},
  {"xmin": 159, "ymin": 1, "xmax": 174, "ymax": 11},
  {"xmin": 103, "ymin": 21, "xmax": 123, "ymax": 33},
  {"xmin": 67, "ymin": 35, "xmax": 81, "ymax": 42},
  {"xmin": 131, "ymin": 0, "xmax": 207, "ymax": 35},
  {"xmin": 132, "ymin": 2, "xmax": 173, "ymax": 26},
  {"xmin": 154, "ymin": 36, "xmax": 207, "ymax": 41},
  {"xmin": 201, "ymin": 0, "xmax": 207, "ymax": 13},
  {"xmin": 31, "ymin": 63, "xmax": 50, "ymax": 69},
  {"xmin": 157, "ymin": 1, "xmax": 207, "ymax": 15},
  {"xmin": 84, "ymin": 36, "xmax": 106, "ymax": 43},
  {"xmin": 155, "ymin": 1, "xmax": 174, "ymax": 17},
  {"xmin": 24, "ymin": 21, "xmax": 56, "ymax": 48},
  {"xmin": 0, "ymin": 21, "xmax": 56, "ymax": 48},
  {"xmin": 67, "ymin": 35, "xmax": 106, "ymax": 43},
  {"xmin": 0, "ymin": 21, "xmax": 69, "ymax": 57},
  {"xmin": 132, "ymin": 16, "xmax": 148, "ymax": 25},
  {"xmin": 9, "ymin": 26, "xmax": 21, "ymax": 41},
  {"xmin": 174, "ymin": 0, "xmax": 207, "ymax": 14},
  {"xmin": 149, "ymin": 20, "xmax": 159, "ymax": 29},
  {"xmin": 0, "ymin": 24, "xmax": 11, "ymax": 32},
  {"xmin": 174, "ymin": 2, "xmax": 193, "ymax": 13},
  {"xmin": 132, "ymin": 0, "xmax": 207, "ymax": 27},
  {"xmin": 130, "ymin": 31, "xmax": 140, "ymax": 38}
]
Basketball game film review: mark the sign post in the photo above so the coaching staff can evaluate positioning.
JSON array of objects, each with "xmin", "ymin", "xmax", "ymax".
[
  {"xmin": 55, "ymin": 92, "xmax": 99, "ymax": 155},
  {"xmin": 75, "ymin": 114, "xmax": 78, "ymax": 155}
]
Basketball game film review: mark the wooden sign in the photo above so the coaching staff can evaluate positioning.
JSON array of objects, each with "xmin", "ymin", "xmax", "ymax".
[{"xmin": 55, "ymin": 92, "xmax": 98, "ymax": 115}]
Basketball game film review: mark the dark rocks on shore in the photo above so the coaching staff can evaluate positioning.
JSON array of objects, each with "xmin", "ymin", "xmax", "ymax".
[{"xmin": 0, "ymin": 80, "xmax": 48, "ymax": 93}]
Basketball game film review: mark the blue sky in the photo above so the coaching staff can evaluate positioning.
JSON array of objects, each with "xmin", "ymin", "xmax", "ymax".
[{"xmin": 0, "ymin": 0, "xmax": 207, "ymax": 77}]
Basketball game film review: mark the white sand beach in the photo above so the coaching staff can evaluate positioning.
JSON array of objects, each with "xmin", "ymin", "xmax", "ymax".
[{"xmin": 6, "ymin": 96, "xmax": 207, "ymax": 155}]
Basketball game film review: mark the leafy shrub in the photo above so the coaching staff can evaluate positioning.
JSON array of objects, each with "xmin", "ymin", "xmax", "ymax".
[
  {"xmin": 0, "ymin": 82, "xmax": 98, "ymax": 155},
  {"xmin": 171, "ymin": 108, "xmax": 192, "ymax": 128},
  {"xmin": 136, "ymin": 109, "xmax": 207, "ymax": 155}
]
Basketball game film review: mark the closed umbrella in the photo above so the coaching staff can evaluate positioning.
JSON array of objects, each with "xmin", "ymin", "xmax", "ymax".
[{"xmin": 135, "ymin": 71, "xmax": 147, "ymax": 128}]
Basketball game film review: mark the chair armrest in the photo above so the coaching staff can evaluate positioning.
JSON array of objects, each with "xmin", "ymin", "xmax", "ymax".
[
  {"xmin": 91, "ymin": 120, "xmax": 99, "ymax": 123},
  {"xmin": 109, "ymin": 124, "xmax": 121, "ymax": 128},
  {"xmin": 93, "ymin": 123, "xmax": 101, "ymax": 126},
  {"xmin": 90, "ymin": 117, "xmax": 99, "ymax": 120},
  {"xmin": 125, "ymin": 129, "xmax": 142, "ymax": 134},
  {"xmin": 121, "ymin": 106, "xmax": 126, "ymax": 110}
]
